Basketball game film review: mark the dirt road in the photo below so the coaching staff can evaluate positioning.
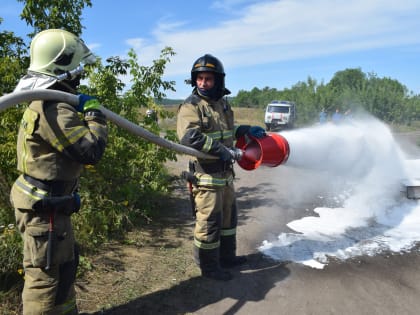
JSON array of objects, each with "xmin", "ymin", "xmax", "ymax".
[
  {"xmin": 198, "ymin": 130, "xmax": 420, "ymax": 315},
  {"xmin": 198, "ymin": 164, "xmax": 420, "ymax": 315},
  {"xmin": 88, "ymin": 131, "xmax": 420, "ymax": 315}
]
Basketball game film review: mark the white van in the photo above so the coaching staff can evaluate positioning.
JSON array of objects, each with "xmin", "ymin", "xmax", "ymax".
[{"xmin": 264, "ymin": 101, "xmax": 296, "ymax": 130}]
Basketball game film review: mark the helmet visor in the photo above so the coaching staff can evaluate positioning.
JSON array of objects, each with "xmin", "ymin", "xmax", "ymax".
[{"xmin": 79, "ymin": 40, "xmax": 97, "ymax": 65}]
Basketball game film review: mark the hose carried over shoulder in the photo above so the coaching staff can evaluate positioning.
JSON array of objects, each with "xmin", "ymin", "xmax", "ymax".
[{"xmin": 0, "ymin": 89, "xmax": 217, "ymax": 160}]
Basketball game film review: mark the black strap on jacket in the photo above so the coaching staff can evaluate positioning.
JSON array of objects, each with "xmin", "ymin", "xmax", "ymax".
[
  {"xmin": 23, "ymin": 174, "xmax": 77, "ymax": 196},
  {"xmin": 190, "ymin": 160, "xmax": 233, "ymax": 174}
]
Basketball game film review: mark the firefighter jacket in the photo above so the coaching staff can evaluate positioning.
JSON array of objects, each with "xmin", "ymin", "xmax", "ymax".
[
  {"xmin": 17, "ymin": 100, "xmax": 107, "ymax": 181},
  {"xmin": 12, "ymin": 99, "xmax": 108, "ymax": 214},
  {"xmin": 177, "ymin": 89, "xmax": 239, "ymax": 187},
  {"xmin": 10, "ymin": 98, "xmax": 107, "ymax": 314}
]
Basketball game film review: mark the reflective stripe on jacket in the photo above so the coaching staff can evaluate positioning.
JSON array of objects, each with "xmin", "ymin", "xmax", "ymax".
[
  {"xmin": 177, "ymin": 91, "xmax": 235, "ymax": 186},
  {"xmin": 13, "ymin": 175, "xmax": 49, "ymax": 202},
  {"xmin": 17, "ymin": 100, "xmax": 107, "ymax": 181},
  {"xmin": 195, "ymin": 173, "xmax": 234, "ymax": 187}
]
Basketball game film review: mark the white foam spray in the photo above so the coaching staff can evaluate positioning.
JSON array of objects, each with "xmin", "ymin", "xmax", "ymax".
[{"xmin": 259, "ymin": 116, "xmax": 420, "ymax": 269}]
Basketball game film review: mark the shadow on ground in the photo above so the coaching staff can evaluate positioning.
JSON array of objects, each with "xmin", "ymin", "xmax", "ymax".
[{"xmin": 90, "ymin": 253, "xmax": 290, "ymax": 315}]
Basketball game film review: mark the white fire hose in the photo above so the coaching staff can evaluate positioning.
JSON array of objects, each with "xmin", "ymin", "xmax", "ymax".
[{"xmin": 0, "ymin": 89, "xmax": 217, "ymax": 160}]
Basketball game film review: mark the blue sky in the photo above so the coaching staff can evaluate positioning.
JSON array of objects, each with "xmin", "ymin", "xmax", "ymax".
[{"xmin": 1, "ymin": 0, "xmax": 420, "ymax": 99}]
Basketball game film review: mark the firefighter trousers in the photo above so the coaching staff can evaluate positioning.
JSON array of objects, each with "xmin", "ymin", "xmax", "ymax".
[
  {"xmin": 22, "ymin": 259, "xmax": 78, "ymax": 315},
  {"xmin": 192, "ymin": 181, "xmax": 239, "ymax": 271},
  {"xmin": 10, "ymin": 176, "xmax": 79, "ymax": 315}
]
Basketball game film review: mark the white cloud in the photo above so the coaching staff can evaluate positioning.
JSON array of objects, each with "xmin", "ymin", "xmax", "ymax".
[
  {"xmin": 125, "ymin": 38, "xmax": 144, "ymax": 50},
  {"xmin": 125, "ymin": 0, "xmax": 420, "ymax": 77},
  {"xmin": 116, "ymin": 0, "xmax": 420, "ymax": 97},
  {"xmin": 87, "ymin": 42, "xmax": 102, "ymax": 51},
  {"xmin": 211, "ymin": 0, "xmax": 262, "ymax": 11}
]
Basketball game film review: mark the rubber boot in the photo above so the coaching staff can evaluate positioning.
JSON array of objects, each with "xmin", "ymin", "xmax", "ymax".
[
  {"xmin": 220, "ymin": 234, "xmax": 247, "ymax": 268},
  {"xmin": 55, "ymin": 245, "xmax": 79, "ymax": 315},
  {"xmin": 194, "ymin": 246, "xmax": 232, "ymax": 281}
]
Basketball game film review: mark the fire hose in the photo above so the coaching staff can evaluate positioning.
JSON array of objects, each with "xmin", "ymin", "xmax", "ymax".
[
  {"xmin": 0, "ymin": 89, "xmax": 291, "ymax": 268},
  {"xmin": 0, "ymin": 89, "xmax": 217, "ymax": 160},
  {"xmin": 0, "ymin": 89, "xmax": 291, "ymax": 169}
]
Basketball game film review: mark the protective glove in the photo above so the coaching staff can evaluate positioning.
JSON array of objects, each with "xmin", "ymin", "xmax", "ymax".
[
  {"xmin": 219, "ymin": 145, "xmax": 235, "ymax": 162},
  {"xmin": 76, "ymin": 94, "xmax": 101, "ymax": 113},
  {"xmin": 248, "ymin": 126, "xmax": 266, "ymax": 139},
  {"xmin": 218, "ymin": 146, "xmax": 243, "ymax": 162},
  {"xmin": 73, "ymin": 192, "xmax": 81, "ymax": 214},
  {"xmin": 33, "ymin": 193, "xmax": 81, "ymax": 216}
]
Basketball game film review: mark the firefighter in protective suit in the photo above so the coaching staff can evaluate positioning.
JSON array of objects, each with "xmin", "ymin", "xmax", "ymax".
[
  {"xmin": 177, "ymin": 54, "xmax": 266, "ymax": 281},
  {"xmin": 10, "ymin": 29, "xmax": 108, "ymax": 315}
]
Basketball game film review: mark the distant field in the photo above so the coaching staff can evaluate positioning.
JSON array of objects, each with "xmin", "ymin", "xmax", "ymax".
[
  {"xmin": 157, "ymin": 105, "xmax": 419, "ymax": 135},
  {"xmin": 159, "ymin": 105, "xmax": 265, "ymax": 131}
]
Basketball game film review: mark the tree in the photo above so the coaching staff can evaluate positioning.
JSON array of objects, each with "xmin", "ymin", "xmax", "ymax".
[
  {"xmin": 229, "ymin": 67, "xmax": 419, "ymax": 126},
  {"xmin": 18, "ymin": 0, "xmax": 92, "ymax": 37},
  {"xmin": 0, "ymin": 19, "xmax": 28, "ymax": 94},
  {"xmin": 0, "ymin": 18, "xmax": 28, "ymax": 219},
  {"xmin": 69, "ymin": 48, "xmax": 178, "ymax": 247},
  {"xmin": 403, "ymin": 96, "xmax": 420, "ymax": 125},
  {"xmin": 363, "ymin": 74, "xmax": 407, "ymax": 123},
  {"xmin": 328, "ymin": 68, "xmax": 366, "ymax": 93},
  {"xmin": 0, "ymin": 1, "xmax": 178, "ymax": 250}
]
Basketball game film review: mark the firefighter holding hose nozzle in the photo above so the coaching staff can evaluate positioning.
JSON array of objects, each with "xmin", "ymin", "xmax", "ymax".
[
  {"xmin": 177, "ymin": 54, "xmax": 266, "ymax": 281},
  {"xmin": 9, "ymin": 29, "xmax": 108, "ymax": 315}
]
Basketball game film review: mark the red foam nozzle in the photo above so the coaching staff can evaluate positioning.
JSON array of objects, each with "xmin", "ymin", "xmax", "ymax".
[{"xmin": 235, "ymin": 133, "xmax": 290, "ymax": 170}]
